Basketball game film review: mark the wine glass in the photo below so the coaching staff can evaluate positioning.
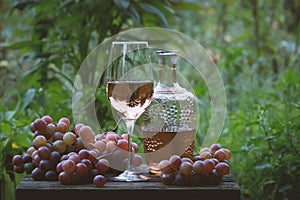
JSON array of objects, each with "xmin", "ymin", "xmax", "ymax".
[{"xmin": 106, "ymin": 41, "xmax": 154, "ymax": 181}]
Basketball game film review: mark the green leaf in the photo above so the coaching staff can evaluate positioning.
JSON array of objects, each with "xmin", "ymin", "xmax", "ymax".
[
  {"xmin": 0, "ymin": 122, "xmax": 12, "ymax": 136},
  {"xmin": 113, "ymin": 0, "xmax": 130, "ymax": 10},
  {"xmin": 20, "ymin": 88, "xmax": 35, "ymax": 111},
  {"xmin": 3, "ymin": 111, "xmax": 17, "ymax": 121},
  {"xmin": 4, "ymin": 40, "xmax": 35, "ymax": 50},
  {"xmin": 255, "ymin": 163, "xmax": 272, "ymax": 171},
  {"xmin": 139, "ymin": 2, "xmax": 169, "ymax": 26},
  {"xmin": 284, "ymin": 69, "xmax": 299, "ymax": 85},
  {"xmin": 278, "ymin": 184, "xmax": 293, "ymax": 193},
  {"xmin": 172, "ymin": 2, "xmax": 202, "ymax": 11},
  {"xmin": 128, "ymin": 5, "xmax": 140, "ymax": 23}
]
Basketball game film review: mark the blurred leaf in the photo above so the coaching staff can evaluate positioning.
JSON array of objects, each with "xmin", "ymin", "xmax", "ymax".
[
  {"xmin": 20, "ymin": 88, "xmax": 35, "ymax": 111},
  {"xmin": 172, "ymin": 1, "xmax": 202, "ymax": 11},
  {"xmin": 139, "ymin": 2, "xmax": 168, "ymax": 26},
  {"xmin": 278, "ymin": 184, "xmax": 293, "ymax": 193},
  {"xmin": 255, "ymin": 163, "xmax": 272, "ymax": 171},
  {"xmin": 113, "ymin": 0, "xmax": 130, "ymax": 10},
  {"xmin": 127, "ymin": 5, "xmax": 140, "ymax": 23},
  {"xmin": 4, "ymin": 40, "xmax": 36, "ymax": 50},
  {"xmin": 0, "ymin": 123, "xmax": 12, "ymax": 136}
]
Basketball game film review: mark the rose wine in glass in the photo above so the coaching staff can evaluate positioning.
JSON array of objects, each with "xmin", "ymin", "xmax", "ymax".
[{"xmin": 106, "ymin": 41, "xmax": 153, "ymax": 181}]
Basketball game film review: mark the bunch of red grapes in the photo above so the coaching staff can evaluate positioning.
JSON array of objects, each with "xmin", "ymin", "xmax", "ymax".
[
  {"xmin": 11, "ymin": 115, "xmax": 142, "ymax": 187},
  {"xmin": 158, "ymin": 144, "xmax": 232, "ymax": 185}
]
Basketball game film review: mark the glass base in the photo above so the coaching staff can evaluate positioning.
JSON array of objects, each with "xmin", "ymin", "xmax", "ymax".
[{"xmin": 111, "ymin": 170, "xmax": 149, "ymax": 182}]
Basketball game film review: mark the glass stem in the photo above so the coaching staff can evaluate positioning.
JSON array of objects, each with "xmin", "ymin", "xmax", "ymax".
[{"xmin": 124, "ymin": 119, "xmax": 135, "ymax": 171}]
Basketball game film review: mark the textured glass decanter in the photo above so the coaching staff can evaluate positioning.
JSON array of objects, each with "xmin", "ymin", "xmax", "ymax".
[{"xmin": 141, "ymin": 50, "xmax": 198, "ymax": 174}]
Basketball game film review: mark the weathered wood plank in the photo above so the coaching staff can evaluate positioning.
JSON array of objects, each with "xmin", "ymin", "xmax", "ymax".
[{"xmin": 16, "ymin": 174, "xmax": 240, "ymax": 200}]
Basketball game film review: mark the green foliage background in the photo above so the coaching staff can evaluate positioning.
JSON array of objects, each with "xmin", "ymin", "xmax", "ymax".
[{"xmin": 0, "ymin": 0, "xmax": 299, "ymax": 199}]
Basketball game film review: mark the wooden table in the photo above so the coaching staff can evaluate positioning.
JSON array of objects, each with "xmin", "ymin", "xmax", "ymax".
[{"xmin": 16, "ymin": 173, "xmax": 240, "ymax": 200}]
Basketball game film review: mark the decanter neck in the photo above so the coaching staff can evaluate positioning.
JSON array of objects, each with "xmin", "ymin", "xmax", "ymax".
[{"xmin": 156, "ymin": 50, "xmax": 178, "ymax": 88}]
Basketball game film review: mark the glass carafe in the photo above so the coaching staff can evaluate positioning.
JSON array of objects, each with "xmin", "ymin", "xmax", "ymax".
[{"xmin": 141, "ymin": 50, "xmax": 198, "ymax": 174}]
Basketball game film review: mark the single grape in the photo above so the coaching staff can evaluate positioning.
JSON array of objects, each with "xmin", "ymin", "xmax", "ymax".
[
  {"xmin": 204, "ymin": 159, "xmax": 215, "ymax": 173},
  {"xmin": 88, "ymin": 151, "xmax": 98, "ymax": 164},
  {"xmin": 45, "ymin": 123, "xmax": 56, "ymax": 138},
  {"xmin": 192, "ymin": 160, "xmax": 206, "ymax": 174},
  {"xmin": 160, "ymin": 173, "xmax": 175, "ymax": 185},
  {"xmin": 63, "ymin": 132, "xmax": 76, "ymax": 146},
  {"xmin": 26, "ymin": 147, "xmax": 36, "ymax": 157},
  {"xmin": 106, "ymin": 133, "xmax": 119, "ymax": 142},
  {"xmin": 110, "ymin": 149, "xmax": 126, "ymax": 162},
  {"xmin": 68, "ymin": 152, "xmax": 77, "ymax": 157},
  {"xmin": 32, "ymin": 154, "xmax": 41, "ymax": 167},
  {"xmin": 96, "ymin": 159, "xmax": 110, "ymax": 174},
  {"xmin": 24, "ymin": 162, "xmax": 34, "ymax": 174},
  {"xmin": 41, "ymin": 115, "xmax": 53, "ymax": 124},
  {"xmin": 32, "ymin": 135, "xmax": 47, "ymax": 149},
  {"xmin": 215, "ymin": 162, "xmax": 230, "ymax": 176},
  {"xmin": 78, "ymin": 149, "xmax": 90, "ymax": 160},
  {"xmin": 106, "ymin": 141, "xmax": 117, "ymax": 152},
  {"xmin": 49, "ymin": 151, "xmax": 61, "ymax": 165},
  {"xmin": 56, "ymin": 121, "xmax": 68, "ymax": 133},
  {"xmin": 121, "ymin": 133, "xmax": 128, "ymax": 140},
  {"xmin": 94, "ymin": 140, "xmax": 106, "ymax": 153},
  {"xmin": 222, "ymin": 148, "xmax": 232, "ymax": 161},
  {"xmin": 75, "ymin": 163, "xmax": 88, "ymax": 176},
  {"xmin": 45, "ymin": 170, "xmax": 58, "ymax": 181},
  {"xmin": 60, "ymin": 155, "xmax": 69, "ymax": 161},
  {"xmin": 179, "ymin": 161, "xmax": 193, "ymax": 175},
  {"xmin": 210, "ymin": 143, "xmax": 221, "ymax": 154},
  {"xmin": 78, "ymin": 125, "xmax": 95, "ymax": 144},
  {"xmin": 75, "ymin": 138, "xmax": 85, "ymax": 151},
  {"xmin": 30, "ymin": 122, "xmax": 36, "ymax": 133},
  {"xmin": 45, "ymin": 142, "xmax": 53, "ymax": 152},
  {"xmin": 31, "ymin": 167, "xmax": 45, "ymax": 181},
  {"xmin": 214, "ymin": 149, "xmax": 226, "ymax": 162},
  {"xmin": 53, "ymin": 132, "xmax": 64, "ymax": 141},
  {"xmin": 74, "ymin": 123, "xmax": 84, "ymax": 135},
  {"xmin": 181, "ymin": 157, "xmax": 193, "ymax": 164},
  {"xmin": 93, "ymin": 175, "xmax": 105, "ymax": 187},
  {"xmin": 81, "ymin": 159, "xmax": 92, "ymax": 171},
  {"xmin": 39, "ymin": 159, "xmax": 52, "ymax": 171},
  {"xmin": 199, "ymin": 147, "xmax": 211, "ymax": 154},
  {"xmin": 62, "ymin": 160, "xmax": 76, "ymax": 173},
  {"xmin": 53, "ymin": 140, "xmax": 67, "ymax": 154},
  {"xmin": 95, "ymin": 133, "xmax": 105, "ymax": 141},
  {"xmin": 56, "ymin": 161, "xmax": 64, "ymax": 174},
  {"xmin": 34, "ymin": 118, "xmax": 47, "ymax": 133},
  {"xmin": 116, "ymin": 139, "xmax": 128, "ymax": 151},
  {"xmin": 90, "ymin": 168, "xmax": 101, "ymax": 178},
  {"xmin": 192, "ymin": 155, "xmax": 201, "ymax": 162},
  {"xmin": 169, "ymin": 155, "xmax": 182, "ymax": 170},
  {"xmin": 69, "ymin": 154, "xmax": 81, "ymax": 164},
  {"xmin": 132, "ymin": 154, "xmax": 143, "ymax": 167},
  {"xmin": 14, "ymin": 165, "xmax": 25, "ymax": 174},
  {"xmin": 158, "ymin": 160, "xmax": 172, "ymax": 173},
  {"xmin": 58, "ymin": 171, "xmax": 72, "ymax": 185},
  {"xmin": 131, "ymin": 142, "xmax": 138, "ymax": 153},
  {"xmin": 199, "ymin": 151, "xmax": 212, "ymax": 160},
  {"xmin": 211, "ymin": 158, "xmax": 219, "ymax": 166},
  {"xmin": 37, "ymin": 146, "xmax": 51, "ymax": 160},
  {"xmin": 59, "ymin": 117, "xmax": 70, "ymax": 127},
  {"xmin": 12, "ymin": 155, "xmax": 23, "ymax": 166}
]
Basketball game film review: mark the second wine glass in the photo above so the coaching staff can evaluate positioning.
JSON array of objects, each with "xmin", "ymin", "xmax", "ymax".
[{"xmin": 106, "ymin": 41, "xmax": 153, "ymax": 181}]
